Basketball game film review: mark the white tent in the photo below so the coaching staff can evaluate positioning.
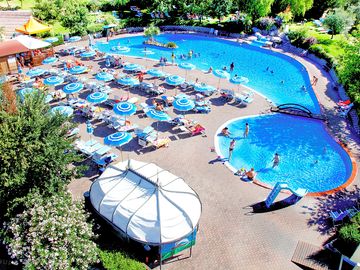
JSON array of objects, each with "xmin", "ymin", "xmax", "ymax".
[
  {"xmin": 90, "ymin": 159, "xmax": 202, "ymax": 245},
  {"xmin": 14, "ymin": 35, "xmax": 51, "ymax": 50}
]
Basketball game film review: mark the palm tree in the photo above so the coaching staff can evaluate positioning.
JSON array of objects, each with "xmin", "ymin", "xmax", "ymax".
[{"xmin": 144, "ymin": 24, "xmax": 160, "ymax": 42}]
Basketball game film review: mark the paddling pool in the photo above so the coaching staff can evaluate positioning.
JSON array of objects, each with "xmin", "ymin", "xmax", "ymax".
[
  {"xmin": 215, "ymin": 114, "xmax": 353, "ymax": 193},
  {"xmin": 96, "ymin": 33, "xmax": 320, "ymax": 113}
]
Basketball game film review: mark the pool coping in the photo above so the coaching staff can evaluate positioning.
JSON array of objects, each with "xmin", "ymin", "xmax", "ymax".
[{"xmin": 214, "ymin": 114, "xmax": 358, "ymax": 197}]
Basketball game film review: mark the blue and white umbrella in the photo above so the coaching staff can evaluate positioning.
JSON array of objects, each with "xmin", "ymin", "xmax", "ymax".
[
  {"xmin": 104, "ymin": 131, "xmax": 132, "ymax": 147},
  {"xmin": 69, "ymin": 65, "xmax": 87, "ymax": 74},
  {"xmin": 26, "ymin": 68, "xmax": 46, "ymax": 77},
  {"xmin": 42, "ymin": 57, "xmax": 58, "ymax": 64},
  {"xmin": 95, "ymin": 72, "xmax": 114, "ymax": 82},
  {"xmin": 44, "ymin": 76, "xmax": 64, "ymax": 86},
  {"xmin": 173, "ymin": 98, "xmax": 195, "ymax": 112},
  {"xmin": 146, "ymin": 109, "xmax": 171, "ymax": 121},
  {"xmin": 44, "ymin": 37, "xmax": 59, "ymax": 43},
  {"xmin": 86, "ymin": 92, "xmax": 108, "ymax": 104},
  {"xmin": 147, "ymin": 69, "xmax": 164, "ymax": 78},
  {"xmin": 81, "ymin": 51, "xmax": 96, "ymax": 58},
  {"xmin": 113, "ymin": 102, "xmax": 137, "ymax": 117},
  {"xmin": 123, "ymin": 63, "xmax": 143, "ymax": 72},
  {"xmin": 165, "ymin": 75, "xmax": 185, "ymax": 86},
  {"xmin": 18, "ymin": 88, "xmax": 38, "ymax": 101},
  {"xmin": 178, "ymin": 62, "xmax": 195, "ymax": 80},
  {"xmin": 117, "ymin": 76, "xmax": 139, "ymax": 86},
  {"xmin": 230, "ymin": 76, "xmax": 249, "ymax": 92},
  {"xmin": 230, "ymin": 76, "xmax": 249, "ymax": 84},
  {"xmin": 63, "ymin": 82, "xmax": 84, "ymax": 94},
  {"xmin": 50, "ymin": 105, "xmax": 74, "ymax": 117},
  {"xmin": 69, "ymin": 36, "xmax": 81, "ymax": 43},
  {"xmin": 213, "ymin": 69, "xmax": 230, "ymax": 89},
  {"xmin": 111, "ymin": 46, "xmax": 130, "ymax": 53},
  {"xmin": 194, "ymin": 83, "xmax": 216, "ymax": 93}
]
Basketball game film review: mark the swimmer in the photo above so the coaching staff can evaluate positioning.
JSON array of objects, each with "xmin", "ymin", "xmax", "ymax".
[
  {"xmin": 208, "ymin": 66, "xmax": 213, "ymax": 73},
  {"xmin": 243, "ymin": 123, "xmax": 249, "ymax": 138},
  {"xmin": 272, "ymin": 153, "xmax": 280, "ymax": 168},
  {"xmin": 281, "ymin": 80, "xmax": 284, "ymax": 84},
  {"xmin": 313, "ymin": 160, "xmax": 318, "ymax": 164},
  {"xmin": 301, "ymin": 85, "xmax": 306, "ymax": 91},
  {"xmin": 266, "ymin": 67, "xmax": 269, "ymax": 71},
  {"xmin": 270, "ymin": 70, "xmax": 274, "ymax": 74}
]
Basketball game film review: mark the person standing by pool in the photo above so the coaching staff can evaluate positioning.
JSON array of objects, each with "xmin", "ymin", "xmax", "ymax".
[
  {"xmin": 228, "ymin": 139, "xmax": 236, "ymax": 160},
  {"xmin": 230, "ymin": 62, "xmax": 235, "ymax": 72},
  {"xmin": 272, "ymin": 153, "xmax": 280, "ymax": 168},
  {"xmin": 244, "ymin": 123, "xmax": 249, "ymax": 138}
]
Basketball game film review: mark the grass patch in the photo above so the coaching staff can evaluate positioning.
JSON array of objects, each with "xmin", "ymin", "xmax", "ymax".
[{"xmin": 288, "ymin": 22, "xmax": 356, "ymax": 61}]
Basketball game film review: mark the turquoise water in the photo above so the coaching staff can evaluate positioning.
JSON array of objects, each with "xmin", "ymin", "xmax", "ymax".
[
  {"xmin": 216, "ymin": 114, "xmax": 352, "ymax": 193},
  {"xmin": 96, "ymin": 34, "xmax": 320, "ymax": 113}
]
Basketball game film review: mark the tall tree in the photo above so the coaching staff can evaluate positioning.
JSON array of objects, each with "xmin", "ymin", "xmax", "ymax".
[
  {"xmin": 32, "ymin": 0, "xmax": 64, "ymax": 22},
  {"xmin": 236, "ymin": 0, "xmax": 274, "ymax": 20},
  {"xmin": 60, "ymin": 0, "xmax": 89, "ymax": 35},
  {"xmin": 0, "ymin": 93, "xmax": 81, "ymax": 215},
  {"xmin": 186, "ymin": 0, "xmax": 212, "ymax": 22},
  {"xmin": 209, "ymin": 0, "xmax": 232, "ymax": 22},
  {"xmin": 323, "ymin": 8, "xmax": 355, "ymax": 38}
]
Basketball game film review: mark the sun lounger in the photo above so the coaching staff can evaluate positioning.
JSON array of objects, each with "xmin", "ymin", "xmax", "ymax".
[
  {"xmin": 93, "ymin": 152, "xmax": 118, "ymax": 167},
  {"xmin": 116, "ymin": 124, "xmax": 139, "ymax": 132},
  {"xmin": 147, "ymin": 136, "xmax": 170, "ymax": 149},
  {"xmin": 94, "ymin": 145, "xmax": 112, "ymax": 156}
]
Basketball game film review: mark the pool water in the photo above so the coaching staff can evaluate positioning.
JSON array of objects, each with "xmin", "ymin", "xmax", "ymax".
[
  {"xmin": 215, "ymin": 114, "xmax": 352, "ymax": 193},
  {"xmin": 96, "ymin": 34, "xmax": 320, "ymax": 113}
]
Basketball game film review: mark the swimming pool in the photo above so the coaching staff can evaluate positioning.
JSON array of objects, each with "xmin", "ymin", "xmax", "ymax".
[
  {"xmin": 215, "ymin": 114, "xmax": 353, "ymax": 193},
  {"xmin": 96, "ymin": 34, "xmax": 320, "ymax": 113}
]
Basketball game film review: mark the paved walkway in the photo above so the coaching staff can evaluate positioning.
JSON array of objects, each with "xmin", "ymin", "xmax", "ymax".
[{"xmin": 58, "ymin": 33, "xmax": 359, "ymax": 269}]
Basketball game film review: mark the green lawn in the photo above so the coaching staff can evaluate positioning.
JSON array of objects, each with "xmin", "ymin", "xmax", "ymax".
[{"xmin": 288, "ymin": 22, "xmax": 355, "ymax": 60}]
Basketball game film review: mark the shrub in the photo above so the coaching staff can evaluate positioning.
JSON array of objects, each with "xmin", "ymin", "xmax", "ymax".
[
  {"xmin": 303, "ymin": 36, "xmax": 318, "ymax": 48},
  {"xmin": 99, "ymin": 250, "xmax": 145, "ymax": 270},
  {"xmin": 339, "ymin": 212, "xmax": 360, "ymax": 245},
  {"xmin": 309, "ymin": 44, "xmax": 335, "ymax": 65},
  {"xmin": 52, "ymin": 35, "xmax": 64, "ymax": 46},
  {"xmin": 166, "ymin": 42, "xmax": 177, "ymax": 48},
  {"xmin": 257, "ymin": 17, "xmax": 275, "ymax": 30},
  {"xmin": 87, "ymin": 23, "xmax": 104, "ymax": 33},
  {"xmin": 3, "ymin": 192, "xmax": 98, "ymax": 269},
  {"xmin": 287, "ymin": 28, "xmax": 307, "ymax": 47}
]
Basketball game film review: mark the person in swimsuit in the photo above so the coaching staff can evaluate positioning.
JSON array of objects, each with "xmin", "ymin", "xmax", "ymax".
[{"xmin": 228, "ymin": 139, "xmax": 236, "ymax": 160}]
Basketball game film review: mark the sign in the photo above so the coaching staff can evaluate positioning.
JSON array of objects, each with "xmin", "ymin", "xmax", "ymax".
[{"xmin": 161, "ymin": 229, "xmax": 197, "ymax": 260}]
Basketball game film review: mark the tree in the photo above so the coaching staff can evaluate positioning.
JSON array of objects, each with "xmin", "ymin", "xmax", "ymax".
[
  {"xmin": 236, "ymin": 0, "xmax": 274, "ymax": 20},
  {"xmin": 151, "ymin": 0, "xmax": 173, "ymax": 13},
  {"xmin": 324, "ymin": 9, "xmax": 355, "ymax": 38},
  {"xmin": 60, "ymin": 0, "xmax": 90, "ymax": 35},
  {"xmin": 109, "ymin": 0, "xmax": 130, "ymax": 9},
  {"xmin": 337, "ymin": 44, "xmax": 360, "ymax": 107},
  {"xmin": 209, "ymin": 0, "xmax": 232, "ymax": 22},
  {"xmin": 32, "ymin": 0, "xmax": 64, "ymax": 22},
  {"xmin": 185, "ymin": 0, "xmax": 212, "ymax": 22},
  {"xmin": 144, "ymin": 23, "xmax": 160, "ymax": 41},
  {"xmin": 277, "ymin": 0, "xmax": 313, "ymax": 16},
  {"xmin": 3, "ymin": 192, "xmax": 98, "ymax": 269},
  {"xmin": 0, "ymin": 93, "xmax": 82, "ymax": 215}
]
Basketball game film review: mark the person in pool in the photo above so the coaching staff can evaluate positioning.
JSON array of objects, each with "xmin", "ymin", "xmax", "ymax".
[
  {"xmin": 244, "ymin": 123, "xmax": 249, "ymax": 138},
  {"xmin": 245, "ymin": 168, "xmax": 256, "ymax": 180},
  {"xmin": 272, "ymin": 153, "xmax": 280, "ymax": 168},
  {"xmin": 228, "ymin": 139, "xmax": 236, "ymax": 160},
  {"xmin": 221, "ymin": 127, "xmax": 231, "ymax": 136},
  {"xmin": 208, "ymin": 66, "xmax": 213, "ymax": 73}
]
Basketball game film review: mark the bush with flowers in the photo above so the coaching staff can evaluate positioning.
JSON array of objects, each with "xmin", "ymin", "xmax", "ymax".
[{"xmin": 2, "ymin": 192, "xmax": 98, "ymax": 270}]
